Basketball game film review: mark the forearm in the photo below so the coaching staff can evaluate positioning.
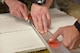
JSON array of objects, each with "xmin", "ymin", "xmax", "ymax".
[{"xmin": 44, "ymin": 0, "xmax": 53, "ymax": 8}]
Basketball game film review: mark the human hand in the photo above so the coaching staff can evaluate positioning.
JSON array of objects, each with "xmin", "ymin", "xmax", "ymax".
[
  {"xmin": 5, "ymin": 0, "xmax": 28, "ymax": 20},
  {"xmin": 31, "ymin": 3, "xmax": 51, "ymax": 33},
  {"xmin": 49, "ymin": 25, "xmax": 80, "ymax": 49}
]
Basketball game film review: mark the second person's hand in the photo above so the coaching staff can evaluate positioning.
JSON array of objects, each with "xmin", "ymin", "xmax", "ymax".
[{"xmin": 49, "ymin": 25, "xmax": 80, "ymax": 49}]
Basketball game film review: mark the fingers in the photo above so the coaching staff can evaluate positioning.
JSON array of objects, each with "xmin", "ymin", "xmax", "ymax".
[
  {"xmin": 10, "ymin": 9, "xmax": 22, "ymax": 18},
  {"xmin": 8, "ymin": 1, "xmax": 28, "ymax": 20},
  {"xmin": 10, "ymin": 6, "xmax": 28, "ymax": 20},
  {"xmin": 32, "ymin": 13, "xmax": 47, "ymax": 33},
  {"xmin": 69, "ymin": 40, "xmax": 76, "ymax": 50},
  {"xmin": 37, "ymin": 13, "xmax": 49, "ymax": 33},
  {"xmin": 69, "ymin": 38, "xmax": 80, "ymax": 49},
  {"xmin": 42, "ymin": 14, "xmax": 48, "ymax": 33},
  {"xmin": 14, "ymin": 9, "xmax": 22, "ymax": 19},
  {"xmin": 37, "ymin": 14, "xmax": 44, "ymax": 33},
  {"xmin": 31, "ymin": 15, "xmax": 39, "ymax": 30},
  {"xmin": 62, "ymin": 38, "xmax": 71, "ymax": 49},
  {"xmin": 31, "ymin": 11, "xmax": 48, "ymax": 33},
  {"xmin": 49, "ymin": 28, "xmax": 62, "ymax": 42},
  {"xmin": 46, "ymin": 12, "xmax": 51, "ymax": 28},
  {"xmin": 19, "ymin": 4, "xmax": 28, "ymax": 20},
  {"xmin": 62, "ymin": 34, "xmax": 80, "ymax": 50}
]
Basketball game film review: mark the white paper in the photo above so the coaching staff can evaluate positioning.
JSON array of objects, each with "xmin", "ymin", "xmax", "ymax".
[
  {"xmin": 0, "ymin": 14, "xmax": 46, "ymax": 53},
  {"xmin": 0, "ymin": 14, "xmax": 32, "ymax": 34}
]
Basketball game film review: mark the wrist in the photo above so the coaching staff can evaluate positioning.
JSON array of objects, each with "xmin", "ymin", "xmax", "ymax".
[
  {"xmin": 74, "ymin": 20, "xmax": 80, "ymax": 32},
  {"xmin": 32, "ymin": 0, "xmax": 46, "ymax": 5}
]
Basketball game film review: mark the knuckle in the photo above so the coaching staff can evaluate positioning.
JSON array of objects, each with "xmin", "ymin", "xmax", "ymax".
[
  {"xmin": 10, "ymin": 11, "xmax": 14, "ymax": 15},
  {"xmin": 48, "ymin": 17, "xmax": 51, "ymax": 20},
  {"xmin": 58, "ymin": 27, "xmax": 64, "ymax": 31},
  {"xmin": 63, "ymin": 41, "xmax": 69, "ymax": 47},
  {"xmin": 23, "ymin": 4, "xmax": 26, "ymax": 7}
]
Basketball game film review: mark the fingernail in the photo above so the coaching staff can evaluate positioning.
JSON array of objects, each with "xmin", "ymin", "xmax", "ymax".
[
  {"xmin": 49, "ymin": 38, "xmax": 53, "ymax": 41},
  {"xmin": 40, "ymin": 31, "xmax": 44, "ymax": 33},
  {"xmin": 24, "ymin": 17, "xmax": 28, "ymax": 21},
  {"xmin": 45, "ymin": 30, "xmax": 47, "ymax": 33}
]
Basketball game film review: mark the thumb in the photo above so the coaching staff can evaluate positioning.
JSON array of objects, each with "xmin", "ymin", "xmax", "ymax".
[{"xmin": 49, "ymin": 28, "xmax": 62, "ymax": 42}]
